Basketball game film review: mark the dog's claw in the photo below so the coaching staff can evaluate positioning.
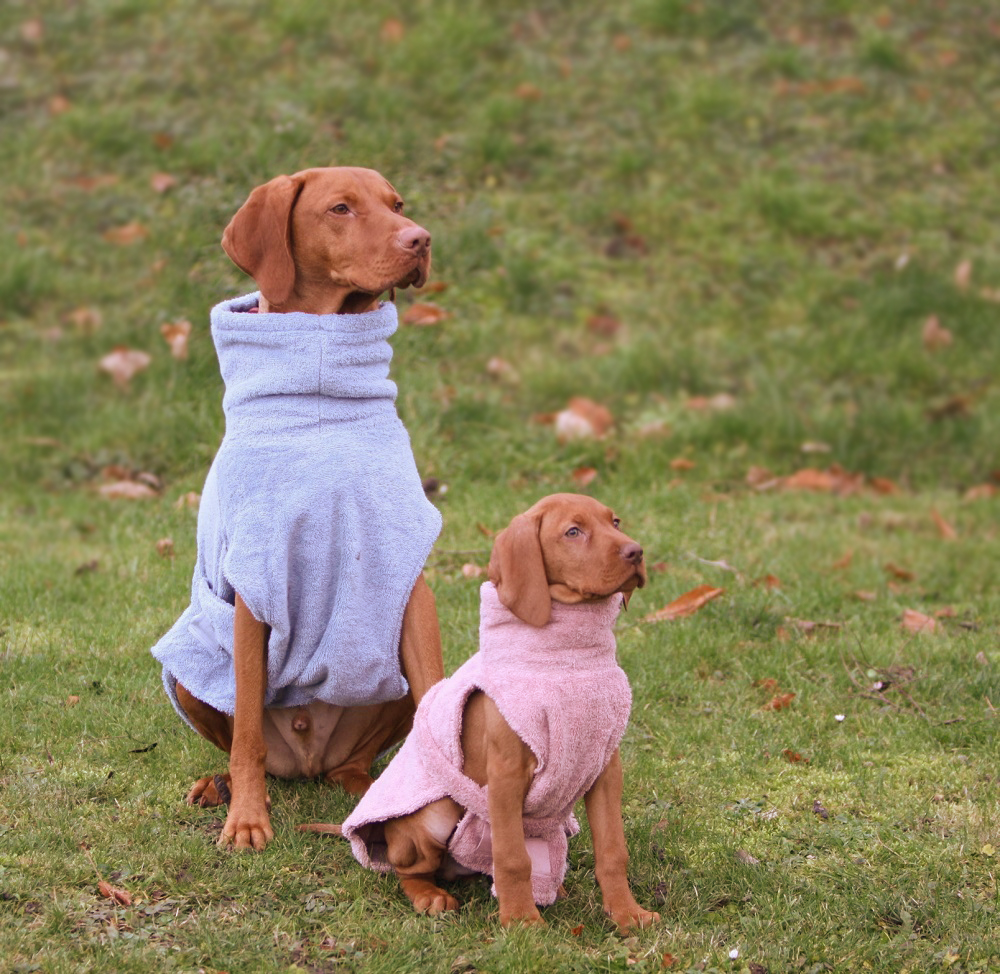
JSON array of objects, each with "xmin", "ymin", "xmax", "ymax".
[{"xmin": 212, "ymin": 774, "xmax": 232, "ymax": 805}]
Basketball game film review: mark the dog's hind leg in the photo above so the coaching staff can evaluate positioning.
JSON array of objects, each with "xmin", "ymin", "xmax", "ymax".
[{"xmin": 384, "ymin": 798, "xmax": 463, "ymax": 915}]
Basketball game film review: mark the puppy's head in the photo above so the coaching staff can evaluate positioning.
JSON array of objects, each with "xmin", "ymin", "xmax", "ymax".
[
  {"xmin": 221, "ymin": 166, "xmax": 431, "ymax": 314},
  {"xmin": 488, "ymin": 493, "xmax": 646, "ymax": 628}
]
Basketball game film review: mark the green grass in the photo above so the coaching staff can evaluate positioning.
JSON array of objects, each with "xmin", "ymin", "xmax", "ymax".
[{"xmin": 2, "ymin": 1, "xmax": 1000, "ymax": 971}]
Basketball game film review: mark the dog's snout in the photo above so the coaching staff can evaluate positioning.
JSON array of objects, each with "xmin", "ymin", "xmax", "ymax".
[
  {"xmin": 621, "ymin": 542, "xmax": 644, "ymax": 565},
  {"xmin": 398, "ymin": 224, "xmax": 431, "ymax": 255}
]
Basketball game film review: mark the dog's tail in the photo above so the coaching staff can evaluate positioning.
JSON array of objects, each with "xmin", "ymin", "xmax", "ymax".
[{"xmin": 296, "ymin": 822, "xmax": 344, "ymax": 837}]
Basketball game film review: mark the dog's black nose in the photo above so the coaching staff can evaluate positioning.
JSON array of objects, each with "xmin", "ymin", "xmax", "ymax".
[{"xmin": 621, "ymin": 543, "xmax": 643, "ymax": 564}]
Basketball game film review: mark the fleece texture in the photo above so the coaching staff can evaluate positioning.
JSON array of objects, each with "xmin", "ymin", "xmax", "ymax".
[
  {"xmin": 341, "ymin": 581, "xmax": 631, "ymax": 906},
  {"xmin": 151, "ymin": 292, "xmax": 441, "ymax": 724}
]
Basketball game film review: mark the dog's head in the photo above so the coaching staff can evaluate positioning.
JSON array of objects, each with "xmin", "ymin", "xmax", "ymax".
[
  {"xmin": 221, "ymin": 166, "xmax": 431, "ymax": 314},
  {"xmin": 488, "ymin": 493, "xmax": 646, "ymax": 628}
]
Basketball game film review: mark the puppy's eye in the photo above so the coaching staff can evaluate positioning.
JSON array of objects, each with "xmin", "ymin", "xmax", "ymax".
[
  {"xmin": 565, "ymin": 526, "xmax": 581, "ymax": 538},
  {"xmin": 612, "ymin": 518, "xmax": 621, "ymax": 529},
  {"xmin": 393, "ymin": 200, "xmax": 405, "ymax": 213},
  {"xmin": 330, "ymin": 204, "xmax": 350, "ymax": 215}
]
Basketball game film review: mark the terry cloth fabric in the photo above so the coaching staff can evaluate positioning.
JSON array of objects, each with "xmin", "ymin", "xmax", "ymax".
[
  {"xmin": 341, "ymin": 581, "xmax": 632, "ymax": 906},
  {"xmin": 151, "ymin": 292, "xmax": 441, "ymax": 725}
]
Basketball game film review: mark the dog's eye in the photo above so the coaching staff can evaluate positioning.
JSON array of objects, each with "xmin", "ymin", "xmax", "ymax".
[
  {"xmin": 330, "ymin": 204, "xmax": 350, "ymax": 215},
  {"xmin": 565, "ymin": 526, "xmax": 581, "ymax": 538},
  {"xmin": 393, "ymin": 200, "xmax": 405, "ymax": 213},
  {"xmin": 612, "ymin": 518, "xmax": 621, "ymax": 529}
]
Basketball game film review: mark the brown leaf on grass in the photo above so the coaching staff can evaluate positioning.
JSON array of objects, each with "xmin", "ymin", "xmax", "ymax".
[
  {"xmin": 753, "ymin": 677, "xmax": 780, "ymax": 693},
  {"xmin": 97, "ymin": 880, "xmax": 132, "ymax": 906},
  {"xmin": 954, "ymin": 260, "xmax": 973, "ymax": 290},
  {"xmin": 922, "ymin": 315, "xmax": 953, "ymax": 351},
  {"xmin": 963, "ymin": 484, "xmax": 998, "ymax": 501},
  {"xmin": 514, "ymin": 82, "xmax": 543, "ymax": 101},
  {"xmin": 643, "ymin": 585, "xmax": 724, "ymax": 623},
  {"xmin": 155, "ymin": 538, "xmax": 175, "ymax": 558},
  {"xmin": 74, "ymin": 559, "xmax": 99, "ymax": 575},
  {"xmin": 150, "ymin": 171, "xmax": 177, "ymax": 193},
  {"xmin": 754, "ymin": 574, "xmax": 782, "ymax": 589},
  {"xmin": 66, "ymin": 306, "xmax": 102, "ymax": 333},
  {"xmin": 99, "ymin": 480, "xmax": 158, "ymax": 500},
  {"xmin": 571, "ymin": 466, "xmax": 598, "ymax": 487},
  {"xmin": 102, "ymin": 222, "xmax": 149, "ymax": 246},
  {"xmin": 931, "ymin": 508, "xmax": 957, "ymax": 540},
  {"xmin": 66, "ymin": 695, "xmax": 80, "ymax": 707},
  {"xmin": 832, "ymin": 550, "xmax": 853, "ymax": 570},
  {"xmin": 461, "ymin": 563, "xmax": 485, "ymax": 579},
  {"xmin": 570, "ymin": 924, "xmax": 584, "ymax": 937},
  {"xmin": 782, "ymin": 748, "xmax": 808, "ymax": 763},
  {"xmin": 174, "ymin": 491, "xmax": 201, "ymax": 509},
  {"xmin": 854, "ymin": 590, "xmax": 878, "ymax": 602},
  {"xmin": 21, "ymin": 18, "xmax": 45, "ymax": 43},
  {"xmin": 884, "ymin": 562, "xmax": 915, "ymax": 581},
  {"xmin": 787, "ymin": 618, "xmax": 841, "ymax": 635},
  {"xmin": 670, "ymin": 458, "xmax": 696, "ymax": 471},
  {"xmin": 763, "ymin": 692, "xmax": 796, "ymax": 711},
  {"xmin": 586, "ymin": 313, "xmax": 622, "ymax": 337},
  {"xmin": 152, "ymin": 131, "xmax": 174, "ymax": 150},
  {"xmin": 402, "ymin": 302, "xmax": 450, "ymax": 326},
  {"xmin": 66, "ymin": 174, "xmax": 120, "ymax": 193},
  {"xmin": 746, "ymin": 465, "xmax": 780, "ymax": 490},
  {"xmin": 783, "ymin": 466, "xmax": 864, "ymax": 496},
  {"xmin": 901, "ymin": 609, "xmax": 939, "ymax": 634},
  {"xmin": 485, "ymin": 356, "xmax": 519, "ymax": 383},
  {"xmin": 476, "ymin": 522, "xmax": 495, "ymax": 538},
  {"xmin": 685, "ymin": 393, "xmax": 736, "ymax": 412},
  {"xmin": 380, "ymin": 17, "xmax": 405, "ymax": 42},
  {"xmin": 870, "ymin": 476, "xmax": 902, "ymax": 495},
  {"xmin": 99, "ymin": 347, "xmax": 151, "ymax": 388},
  {"xmin": 160, "ymin": 319, "xmax": 192, "ymax": 360},
  {"xmin": 48, "ymin": 95, "xmax": 72, "ymax": 116},
  {"xmin": 554, "ymin": 396, "xmax": 613, "ymax": 442}
]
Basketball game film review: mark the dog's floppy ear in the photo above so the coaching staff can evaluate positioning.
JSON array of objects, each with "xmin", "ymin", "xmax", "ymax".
[
  {"xmin": 221, "ymin": 174, "xmax": 303, "ymax": 307},
  {"xmin": 488, "ymin": 512, "xmax": 551, "ymax": 627}
]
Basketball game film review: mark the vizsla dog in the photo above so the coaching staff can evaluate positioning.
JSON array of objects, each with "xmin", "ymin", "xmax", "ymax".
[
  {"xmin": 150, "ymin": 167, "xmax": 443, "ymax": 851},
  {"xmin": 309, "ymin": 494, "xmax": 659, "ymax": 933}
]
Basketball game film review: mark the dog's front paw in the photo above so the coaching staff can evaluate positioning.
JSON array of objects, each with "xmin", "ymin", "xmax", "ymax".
[
  {"xmin": 218, "ymin": 801, "xmax": 274, "ymax": 851},
  {"xmin": 187, "ymin": 773, "xmax": 232, "ymax": 807},
  {"xmin": 606, "ymin": 902, "xmax": 659, "ymax": 934},
  {"xmin": 500, "ymin": 906, "xmax": 545, "ymax": 929},
  {"xmin": 400, "ymin": 878, "xmax": 460, "ymax": 916}
]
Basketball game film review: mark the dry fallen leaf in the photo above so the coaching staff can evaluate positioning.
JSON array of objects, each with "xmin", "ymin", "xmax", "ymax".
[
  {"xmin": 514, "ymin": 82, "xmax": 543, "ymax": 100},
  {"xmin": 783, "ymin": 748, "xmax": 808, "ymax": 763},
  {"xmin": 150, "ymin": 171, "xmax": 177, "ymax": 193},
  {"xmin": 48, "ymin": 95, "xmax": 72, "ymax": 116},
  {"xmin": 554, "ymin": 396, "xmax": 614, "ymax": 442},
  {"xmin": 901, "ymin": 609, "xmax": 939, "ymax": 634},
  {"xmin": 66, "ymin": 695, "xmax": 80, "ymax": 707},
  {"xmin": 586, "ymin": 313, "xmax": 622, "ymax": 337},
  {"xmin": 931, "ymin": 508, "xmax": 957, "ymax": 540},
  {"xmin": 99, "ymin": 481, "xmax": 158, "ymax": 500},
  {"xmin": 763, "ymin": 692, "xmax": 796, "ymax": 711},
  {"xmin": 461, "ymin": 563, "xmax": 485, "ymax": 579},
  {"xmin": 174, "ymin": 491, "xmax": 200, "ymax": 509},
  {"xmin": 97, "ymin": 880, "xmax": 132, "ymax": 907},
  {"xmin": 155, "ymin": 537, "xmax": 175, "ymax": 558},
  {"xmin": 99, "ymin": 347, "xmax": 151, "ymax": 388},
  {"xmin": 922, "ymin": 315, "xmax": 953, "ymax": 351},
  {"xmin": 832, "ymin": 550, "xmax": 853, "ymax": 570},
  {"xmin": 21, "ymin": 18, "xmax": 45, "ymax": 43},
  {"xmin": 670, "ymin": 458, "xmax": 696, "ymax": 471},
  {"xmin": 643, "ymin": 585, "xmax": 724, "ymax": 623},
  {"xmin": 954, "ymin": 259, "xmax": 972, "ymax": 290},
  {"xmin": 66, "ymin": 306, "xmax": 102, "ymax": 334},
  {"xmin": 963, "ymin": 484, "xmax": 998, "ymax": 501},
  {"xmin": 402, "ymin": 302, "xmax": 450, "ymax": 326},
  {"xmin": 485, "ymin": 356, "xmax": 519, "ymax": 382},
  {"xmin": 380, "ymin": 17, "xmax": 406, "ymax": 42},
  {"xmin": 884, "ymin": 562, "xmax": 915, "ymax": 581},
  {"xmin": 685, "ymin": 393, "xmax": 736, "ymax": 412},
  {"xmin": 102, "ymin": 222, "xmax": 149, "ymax": 246},
  {"xmin": 571, "ymin": 466, "xmax": 598, "ymax": 487},
  {"xmin": 161, "ymin": 319, "xmax": 192, "ymax": 360}
]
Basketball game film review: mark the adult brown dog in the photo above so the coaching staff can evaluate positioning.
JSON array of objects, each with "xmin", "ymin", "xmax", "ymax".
[
  {"xmin": 308, "ymin": 494, "xmax": 660, "ymax": 933},
  {"xmin": 160, "ymin": 167, "xmax": 443, "ymax": 852}
]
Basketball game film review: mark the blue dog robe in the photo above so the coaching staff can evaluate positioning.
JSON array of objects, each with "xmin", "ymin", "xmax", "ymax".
[{"xmin": 151, "ymin": 292, "xmax": 441, "ymax": 726}]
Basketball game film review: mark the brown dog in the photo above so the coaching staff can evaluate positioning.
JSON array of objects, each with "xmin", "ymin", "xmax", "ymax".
[
  {"xmin": 151, "ymin": 167, "xmax": 444, "ymax": 851},
  {"xmin": 313, "ymin": 494, "xmax": 659, "ymax": 933}
]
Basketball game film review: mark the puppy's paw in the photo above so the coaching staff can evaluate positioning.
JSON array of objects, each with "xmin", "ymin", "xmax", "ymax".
[
  {"xmin": 400, "ymin": 878, "xmax": 460, "ymax": 916},
  {"xmin": 500, "ymin": 906, "xmax": 545, "ymax": 929},
  {"xmin": 606, "ymin": 903, "xmax": 659, "ymax": 934}
]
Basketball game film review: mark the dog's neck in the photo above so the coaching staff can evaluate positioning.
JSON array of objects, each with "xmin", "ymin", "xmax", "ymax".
[{"xmin": 257, "ymin": 290, "xmax": 381, "ymax": 316}]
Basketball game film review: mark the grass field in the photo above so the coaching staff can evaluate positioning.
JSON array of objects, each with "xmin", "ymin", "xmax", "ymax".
[{"xmin": 2, "ymin": 1, "xmax": 999, "ymax": 971}]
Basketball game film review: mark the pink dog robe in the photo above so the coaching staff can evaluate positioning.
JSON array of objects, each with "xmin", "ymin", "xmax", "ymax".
[{"xmin": 342, "ymin": 581, "xmax": 632, "ymax": 906}]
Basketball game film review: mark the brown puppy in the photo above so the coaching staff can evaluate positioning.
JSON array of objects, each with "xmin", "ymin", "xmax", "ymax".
[
  {"xmin": 158, "ymin": 167, "xmax": 443, "ymax": 851},
  {"xmin": 319, "ymin": 494, "xmax": 659, "ymax": 933}
]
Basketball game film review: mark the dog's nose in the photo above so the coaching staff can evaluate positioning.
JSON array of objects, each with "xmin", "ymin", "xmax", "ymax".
[
  {"xmin": 621, "ymin": 542, "xmax": 644, "ymax": 565},
  {"xmin": 398, "ymin": 224, "xmax": 431, "ymax": 255}
]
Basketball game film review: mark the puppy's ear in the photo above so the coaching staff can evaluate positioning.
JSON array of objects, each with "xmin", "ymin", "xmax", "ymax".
[
  {"xmin": 488, "ymin": 513, "xmax": 551, "ymax": 627},
  {"xmin": 221, "ymin": 174, "xmax": 303, "ymax": 307}
]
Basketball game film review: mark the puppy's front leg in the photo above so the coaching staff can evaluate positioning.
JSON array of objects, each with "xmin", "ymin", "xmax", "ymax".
[
  {"xmin": 219, "ymin": 594, "xmax": 274, "ymax": 851},
  {"xmin": 584, "ymin": 749, "xmax": 659, "ymax": 933},
  {"xmin": 483, "ymin": 700, "xmax": 543, "ymax": 927}
]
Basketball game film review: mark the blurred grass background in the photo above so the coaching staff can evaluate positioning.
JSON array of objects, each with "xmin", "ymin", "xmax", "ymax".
[{"xmin": 1, "ymin": 2, "xmax": 999, "ymax": 972}]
